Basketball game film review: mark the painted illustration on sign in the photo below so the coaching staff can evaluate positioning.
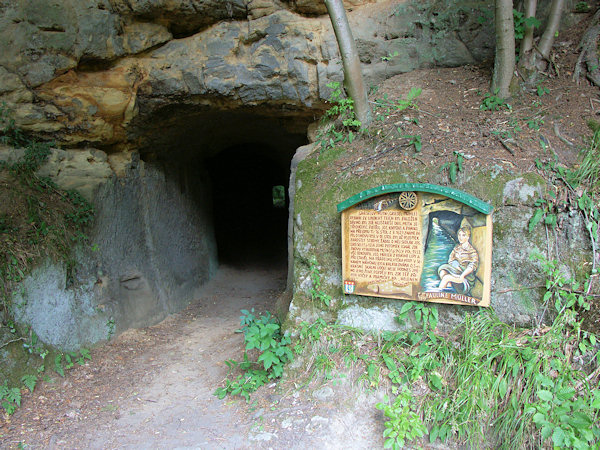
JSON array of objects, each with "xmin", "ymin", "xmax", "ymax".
[{"xmin": 339, "ymin": 184, "xmax": 493, "ymax": 307}]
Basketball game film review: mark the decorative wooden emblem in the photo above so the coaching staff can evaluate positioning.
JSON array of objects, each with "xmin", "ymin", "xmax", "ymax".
[{"xmin": 338, "ymin": 183, "xmax": 493, "ymax": 307}]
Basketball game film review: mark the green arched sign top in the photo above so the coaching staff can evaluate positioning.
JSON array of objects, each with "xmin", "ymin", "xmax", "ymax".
[{"xmin": 336, "ymin": 183, "xmax": 493, "ymax": 214}]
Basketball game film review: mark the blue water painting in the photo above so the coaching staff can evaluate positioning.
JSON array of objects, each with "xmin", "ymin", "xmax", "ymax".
[{"xmin": 421, "ymin": 219, "xmax": 455, "ymax": 291}]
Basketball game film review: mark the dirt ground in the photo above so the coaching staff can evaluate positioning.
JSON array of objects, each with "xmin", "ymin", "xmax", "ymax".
[
  {"xmin": 2, "ymin": 13, "xmax": 600, "ymax": 449},
  {"xmin": 0, "ymin": 265, "xmax": 386, "ymax": 449}
]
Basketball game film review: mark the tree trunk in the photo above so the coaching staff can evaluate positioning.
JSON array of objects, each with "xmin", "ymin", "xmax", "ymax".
[
  {"xmin": 492, "ymin": 0, "xmax": 516, "ymax": 98},
  {"xmin": 537, "ymin": 0, "xmax": 564, "ymax": 61},
  {"xmin": 519, "ymin": 0, "xmax": 538, "ymax": 69},
  {"xmin": 324, "ymin": 0, "xmax": 372, "ymax": 126},
  {"xmin": 574, "ymin": 8, "xmax": 600, "ymax": 87}
]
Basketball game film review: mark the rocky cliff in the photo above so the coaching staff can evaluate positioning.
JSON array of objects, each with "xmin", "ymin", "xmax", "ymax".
[
  {"xmin": 1, "ymin": 0, "xmax": 494, "ymax": 153},
  {"xmin": 1, "ymin": 0, "xmax": 513, "ymax": 351}
]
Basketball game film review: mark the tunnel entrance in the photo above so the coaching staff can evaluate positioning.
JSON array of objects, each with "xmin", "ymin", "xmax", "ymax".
[
  {"xmin": 207, "ymin": 143, "xmax": 296, "ymax": 267},
  {"xmin": 135, "ymin": 106, "xmax": 311, "ymax": 288}
]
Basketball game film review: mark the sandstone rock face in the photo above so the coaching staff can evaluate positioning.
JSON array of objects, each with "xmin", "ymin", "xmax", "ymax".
[
  {"xmin": 110, "ymin": 0, "xmax": 248, "ymax": 36},
  {"xmin": 2, "ymin": 0, "xmax": 557, "ymax": 352},
  {"xmin": 0, "ymin": 0, "xmax": 497, "ymax": 152},
  {"xmin": 7, "ymin": 147, "xmax": 218, "ymax": 350}
]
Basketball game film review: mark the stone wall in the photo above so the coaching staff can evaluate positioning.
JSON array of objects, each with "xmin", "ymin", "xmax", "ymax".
[{"xmin": 2, "ymin": 147, "xmax": 217, "ymax": 350}]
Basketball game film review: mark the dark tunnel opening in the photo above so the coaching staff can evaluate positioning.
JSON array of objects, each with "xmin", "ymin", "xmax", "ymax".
[
  {"xmin": 135, "ymin": 106, "xmax": 312, "ymax": 276},
  {"xmin": 207, "ymin": 143, "xmax": 297, "ymax": 268}
]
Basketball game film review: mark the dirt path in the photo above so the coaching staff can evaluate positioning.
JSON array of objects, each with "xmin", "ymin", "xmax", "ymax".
[{"xmin": 0, "ymin": 266, "xmax": 383, "ymax": 449}]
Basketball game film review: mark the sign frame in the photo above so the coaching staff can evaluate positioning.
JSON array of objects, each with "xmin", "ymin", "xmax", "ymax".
[{"xmin": 338, "ymin": 183, "xmax": 493, "ymax": 307}]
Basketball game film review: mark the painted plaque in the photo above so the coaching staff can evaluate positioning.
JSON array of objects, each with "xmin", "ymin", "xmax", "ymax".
[{"xmin": 339, "ymin": 184, "xmax": 493, "ymax": 307}]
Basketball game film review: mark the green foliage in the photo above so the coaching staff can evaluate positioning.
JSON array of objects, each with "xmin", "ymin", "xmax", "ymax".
[
  {"xmin": 21, "ymin": 374, "xmax": 37, "ymax": 393},
  {"xmin": 439, "ymin": 151, "xmax": 464, "ymax": 183},
  {"xmin": 575, "ymin": 2, "xmax": 591, "ymax": 13},
  {"xmin": 396, "ymin": 301, "xmax": 438, "ymax": 333},
  {"xmin": 536, "ymin": 83, "xmax": 550, "ymax": 97},
  {"xmin": 571, "ymin": 128, "xmax": 600, "ymax": 190},
  {"xmin": 316, "ymin": 82, "xmax": 362, "ymax": 154},
  {"xmin": 309, "ymin": 256, "xmax": 332, "ymax": 308},
  {"xmin": 373, "ymin": 88, "xmax": 421, "ymax": 118},
  {"xmin": 53, "ymin": 349, "xmax": 91, "ymax": 377},
  {"xmin": 381, "ymin": 51, "xmax": 399, "ymax": 62},
  {"xmin": 480, "ymin": 90, "xmax": 512, "ymax": 111},
  {"xmin": 214, "ymin": 309, "xmax": 293, "ymax": 402},
  {"xmin": 0, "ymin": 343, "xmax": 91, "ymax": 415},
  {"xmin": 525, "ymin": 115, "xmax": 544, "ymax": 130},
  {"xmin": 529, "ymin": 194, "xmax": 557, "ymax": 232},
  {"xmin": 513, "ymin": 9, "xmax": 542, "ymax": 41},
  {"xmin": 292, "ymin": 254, "xmax": 599, "ymax": 448},
  {"xmin": 397, "ymin": 131, "xmax": 421, "ymax": 153},
  {"xmin": 0, "ymin": 107, "xmax": 95, "ymax": 368},
  {"xmin": 376, "ymin": 387, "xmax": 427, "ymax": 449},
  {"xmin": 0, "ymin": 380, "xmax": 21, "ymax": 415},
  {"xmin": 530, "ymin": 377, "xmax": 599, "ymax": 448},
  {"xmin": 530, "ymin": 142, "xmax": 600, "ymax": 250},
  {"xmin": 106, "ymin": 317, "xmax": 115, "ymax": 340}
]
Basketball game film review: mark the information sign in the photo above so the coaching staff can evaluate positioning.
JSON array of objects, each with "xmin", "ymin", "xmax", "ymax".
[{"xmin": 339, "ymin": 184, "xmax": 493, "ymax": 307}]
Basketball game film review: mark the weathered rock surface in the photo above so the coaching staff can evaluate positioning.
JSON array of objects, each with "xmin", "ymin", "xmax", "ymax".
[
  {"xmin": 1, "ymin": 0, "xmax": 497, "ymax": 152},
  {"xmin": 0, "ymin": 0, "xmax": 584, "ymax": 356},
  {"xmin": 5, "ymin": 146, "xmax": 217, "ymax": 350}
]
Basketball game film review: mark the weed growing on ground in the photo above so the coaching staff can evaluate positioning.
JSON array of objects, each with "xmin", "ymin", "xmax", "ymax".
[
  {"xmin": 480, "ymin": 89, "xmax": 512, "ymax": 111},
  {"xmin": 293, "ymin": 282, "xmax": 599, "ymax": 448},
  {"xmin": 308, "ymin": 256, "xmax": 332, "ymax": 308},
  {"xmin": 316, "ymin": 82, "xmax": 362, "ymax": 154},
  {"xmin": 396, "ymin": 131, "xmax": 422, "ymax": 153},
  {"xmin": 376, "ymin": 387, "xmax": 427, "ymax": 449},
  {"xmin": 373, "ymin": 87, "xmax": 421, "ymax": 124},
  {"xmin": 0, "ymin": 381, "xmax": 21, "ymax": 415},
  {"xmin": 438, "ymin": 151, "xmax": 464, "ymax": 183},
  {"xmin": 214, "ymin": 309, "xmax": 293, "ymax": 402}
]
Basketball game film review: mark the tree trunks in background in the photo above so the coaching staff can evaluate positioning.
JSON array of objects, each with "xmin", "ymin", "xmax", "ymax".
[
  {"xmin": 492, "ymin": 0, "xmax": 516, "ymax": 98},
  {"xmin": 324, "ymin": 0, "xmax": 372, "ymax": 126}
]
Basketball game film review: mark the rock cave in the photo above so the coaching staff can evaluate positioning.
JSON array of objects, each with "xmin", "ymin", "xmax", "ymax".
[{"xmin": 135, "ymin": 106, "xmax": 308, "ymax": 268}]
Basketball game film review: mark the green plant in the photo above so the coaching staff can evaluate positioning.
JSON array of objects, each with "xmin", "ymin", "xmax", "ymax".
[
  {"xmin": 525, "ymin": 115, "xmax": 544, "ymax": 130},
  {"xmin": 381, "ymin": 51, "xmax": 399, "ymax": 62},
  {"xmin": 376, "ymin": 387, "xmax": 427, "ymax": 449},
  {"xmin": 53, "ymin": 349, "xmax": 91, "ymax": 377},
  {"xmin": 373, "ymin": 88, "xmax": 421, "ymax": 117},
  {"xmin": 308, "ymin": 256, "xmax": 332, "ymax": 308},
  {"xmin": 0, "ymin": 108, "xmax": 95, "ymax": 320},
  {"xmin": 513, "ymin": 9, "xmax": 541, "ymax": 41},
  {"xmin": 536, "ymin": 83, "xmax": 550, "ymax": 97},
  {"xmin": 397, "ymin": 131, "xmax": 422, "ymax": 153},
  {"xmin": 570, "ymin": 128, "xmax": 600, "ymax": 190},
  {"xmin": 106, "ymin": 317, "xmax": 115, "ymax": 340},
  {"xmin": 0, "ymin": 380, "xmax": 21, "ymax": 415},
  {"xmin": 316, "ymin": 82, "xmax": 362, "ymax": 154},
  {"xmin": 574, "ymin": 2, "xmax": 591, "ymax": 13},
  {"xmin": 396, "ymin": 301, "xmax": 438, "ymax": 333},
  {"xmin": 438, "ymin": 151, "xmax": 464, "ymax": 183},
  {"xmin": 214, "ymin": 310, "xmax": 293, "ymax": 402},
  {"xmin": 529, "ymin": 194, "xmax": 558, "ymax": 231},
  {"xmin": 480, "ymin": 90, "xmax": 512, "ymax": 111},
  {"xmin": 20, "ymin": 374, "xmax": 37, "ymax": 393}
]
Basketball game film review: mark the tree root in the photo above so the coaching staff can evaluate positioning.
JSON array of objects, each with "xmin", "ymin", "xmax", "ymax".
[{"xmin": 574, "ymin": 9, "xmax": 600, "ymax": 87}]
